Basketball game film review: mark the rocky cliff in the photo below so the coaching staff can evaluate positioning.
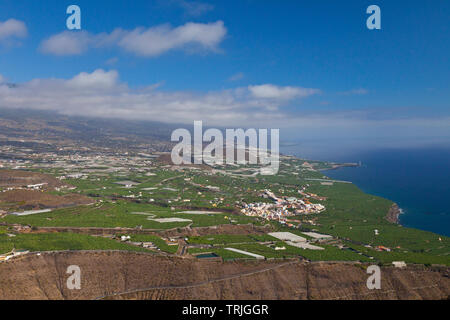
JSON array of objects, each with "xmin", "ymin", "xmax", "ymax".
[{"xmin": 386, "ymin": 203, "xmax": 402, "ymax": 224}]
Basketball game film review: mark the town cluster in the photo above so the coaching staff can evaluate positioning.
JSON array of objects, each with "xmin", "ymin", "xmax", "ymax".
[{"xmin": 240, "ymin": 189, "xmax": 325, "ymax": 222}]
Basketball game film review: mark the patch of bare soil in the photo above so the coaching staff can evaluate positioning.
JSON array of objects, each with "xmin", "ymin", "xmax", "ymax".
[
  {"xmin": 0, "ymin": 169, "xmax": 64, "ymax": 189},
  {"xmin": 0, "ymin": 251, "xmax": 448, "ymax": 300},
  {"xmin": 0, "ymin": 190, "xmax": 93, "ymax": 212}
]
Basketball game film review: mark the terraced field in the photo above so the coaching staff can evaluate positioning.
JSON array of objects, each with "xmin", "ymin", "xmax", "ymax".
[{"xmin": 1, "ymin": 155, "xmax": 449, "ymax": 267}]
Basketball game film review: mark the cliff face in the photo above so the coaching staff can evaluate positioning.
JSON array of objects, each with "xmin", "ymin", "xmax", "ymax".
[
  {"xmin": 0, "ymin": 251, "xmax": 448, "ymax": 300},
  {"xmin": 386, "ymin": 203, "xmax": 401, "ymax": 224}
]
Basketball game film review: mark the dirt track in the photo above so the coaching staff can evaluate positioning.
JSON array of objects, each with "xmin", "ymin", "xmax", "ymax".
[{"xmin": 0, "ymin": 251, "xmax": 448, "ymax": 300}]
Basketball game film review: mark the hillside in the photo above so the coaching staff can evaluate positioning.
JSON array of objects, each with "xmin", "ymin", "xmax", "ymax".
[{"xmin": 0, "ymin": 251, "xmax": 448, "ymax": 300}]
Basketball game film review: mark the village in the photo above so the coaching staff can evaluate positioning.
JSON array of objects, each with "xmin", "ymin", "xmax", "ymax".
[{"xmin": 240, "ymin": 189, "xmax": 326, "ymax": 223}]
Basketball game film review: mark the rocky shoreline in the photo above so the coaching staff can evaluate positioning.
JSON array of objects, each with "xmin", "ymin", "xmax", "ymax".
[{"xmin": 386, "ymin": 203, "xmax": 402, "ymax": 224}]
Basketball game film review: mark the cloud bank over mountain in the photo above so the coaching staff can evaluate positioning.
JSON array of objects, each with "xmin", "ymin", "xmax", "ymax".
[
  {"xmin": 0, "ymin": 69, "xmax": 448, "ymax": 148},
  {"xmin": 0, "ymin": 69, "xmax": 320, "ymax": 127}
]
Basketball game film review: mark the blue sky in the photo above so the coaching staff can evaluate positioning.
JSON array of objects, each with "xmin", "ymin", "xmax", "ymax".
[{"xmin": 0, "ymin": 0, "xmax": 449, "ymax": 153}]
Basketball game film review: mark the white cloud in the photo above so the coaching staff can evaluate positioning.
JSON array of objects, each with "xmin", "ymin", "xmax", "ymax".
[
  {"xmin": 0, "ymin": 19, "xmax": 27, "ymax": 42},
  {"xmin": 40, "ymin": 21, "xmax": 227, "ymax": 57},
  {"xmin": 0, "ymin": 70, "xmax": 449, "ymax": 147},
  {"xmin": 40, "ymin": 31, "xmax": 91, "ymax": 55},
  {"xmin": 1, "ymin": 70, "xmax": 447, "ymax": 150},
  {"xmin": 249, "ymin": 84, "xmax": 320, "ymax": 100},
  {"xmin": 0, "ymin": 69, "xmax": 319, "ymax": 127},
  {"xmin": 118, "ymin": 21, "xmax": 226, "ymax": 56},
  {"xmin": 67, "ymin": 69, "xmax": 119, "ymax": 89}
]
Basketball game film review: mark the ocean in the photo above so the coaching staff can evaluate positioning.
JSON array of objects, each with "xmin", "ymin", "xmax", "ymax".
[{"xmin": 282, "ymin": 146, "xmax": 450, "ymax": 237}]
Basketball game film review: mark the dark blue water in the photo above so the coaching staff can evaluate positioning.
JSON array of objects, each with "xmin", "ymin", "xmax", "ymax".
[
  {"xmin": 280, "ymin": 144, "xmax": 450, "ymax": 237},
  {"xmin": 317, "ymin": 147, "xmax": 450, "ymax": 236}
]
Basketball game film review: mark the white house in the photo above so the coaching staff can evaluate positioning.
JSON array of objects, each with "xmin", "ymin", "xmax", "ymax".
[{"xmin": 392, "ymin": 261, "xmax": 407, "ymax": 268}]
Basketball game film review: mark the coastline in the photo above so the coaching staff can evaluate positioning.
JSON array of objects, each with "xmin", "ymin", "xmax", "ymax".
[
  {"xmin": 322, "ymin": 162, "xmax": 359, "ymax": 171},
  {"xmin": 320, "ymin": 162, "xmax": 404, "ymax": 226},
  {"xmin": 319, "ymin": 162, "xmax": 403, "ymax": 226},
  {"xmin": 292, "ymin": 147, "xmax": 450, "ymax": 237}
]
